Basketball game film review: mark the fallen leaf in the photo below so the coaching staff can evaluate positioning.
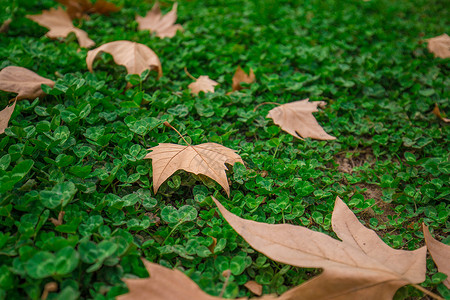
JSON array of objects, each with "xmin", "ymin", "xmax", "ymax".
[
  {"xmin": 232, "ymin": 66, "xmax": 255, "ymax": 92},
  {"xmin": 244, "ymin": 281, "xmax": 263, "ymax": 296},
  {"xmin": 266, "ymin": 99, "xmax": 336, "ymax": 140},
  {"xmin": 118, "ymin": 259, "xmax": 247, "ymax": 300},
  {"xmin": 0, "ymin": 66, "xmax": 55, "ymax": 100},
  {"xmin": 423, "ymin": 224, "xmax": 450, "ymax": 288},
  {"xmin": 426, "ymin": 33, "xmax": 450, "ymax": 58},
  {"xmin": 0, "ymin": 101, "xmax": 16, "ymax": 135},
  {"xmin": 213, "ymin": 196, "xmax": 427, "ymax": 300},
  {"xmin": 208, "ymin": 236, "xmax": 217, "ymax": 254},
  {"xmin": 432, "ymin": 104, "xmax": 450, "ymax": 123},
  {"xmin": 56, "ymin": 0, "xmax": 120, "ymax": 19},
  {"xmin": 86, "ymin": 40, "xmax": 162, "ymax": 78},
  {"xmin": 188, "ymin": 76, "xmax": 219, "ymax": 95},
  {"xmin": 145, "ymin": 142, "xmax": 243, "ymax": 196},
  {"xmin": 136, "ymin": 2, "xmax": 183, "ymax": 38},
  {"xmin": 27, "ymin": 7, "xmax": 95, "ymax": 48},
  {"xmin": 91, "ymin": 0, "xmax": 120, "ymax": 15},
  {"xmin": 0, "ymin": 19, "xmax": 12, "ymax": 33}
]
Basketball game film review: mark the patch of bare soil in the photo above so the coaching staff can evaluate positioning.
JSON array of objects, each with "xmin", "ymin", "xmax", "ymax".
[
  {"xmin": 356, "ymin": 183, "xmax": 395, "ymax": 224},
  {"xmin": 334, "ymin": 148, "xmax": 374, "ymax": 175},
  {"xmin": 334, "ymin": 149, "xmax": 398, "ymax": 234}
]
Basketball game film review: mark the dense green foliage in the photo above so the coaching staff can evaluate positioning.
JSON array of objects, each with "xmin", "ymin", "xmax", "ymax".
[{"xmin": 0, "ymin": 0, "xmax": 449, "ymax": 299}]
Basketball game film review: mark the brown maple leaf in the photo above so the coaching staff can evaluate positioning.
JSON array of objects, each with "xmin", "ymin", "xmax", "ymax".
[
  {"xmin": 144, "ymin": 123, "xmax": 243, "ymax": 196},
  {"xmin": 91, "ymin": 0, "xmax": 120, "ymax": 15},
  {"xmin": 118, "ymin": 258, "xmax": 258, "ymax": 300},
  {"xmin": 432, "ymin": 104, "xmax": 450, "ymax": 123},
  {"xmin": 232, "ymin": 66, "xmax": 255, "ymax": 92},
  {"xmin": 145, "ymin": 142, "xmax": 243, "ymax": 196},
  {"xmin": 213, "ymin": 196, "xmax": 427, "ymax": 300},
  {"xmin": 0, "ymin": 66, "xmax": 55, "ymax": 100},
  {"xmin": 426, "ymin": 33, "xmax": 450, "ymax": 59},
  {"xmin": 266, "ymin": 99, "xmax": 336, "ymax": 140},
  {"xmin": 188, "ymin": 76, "xmax": 219, "ymax": 95},
  {"xmin": 136, "ymin": 2, "xmax": 183, "ymax": 38},
  {"xmin": 56, "ymin": 0, "xmax": 120, "ymax": 19},
  {"xmin": 86, "ymin": 40, "xmax": 162, "ymax": 78},
  {"xmin": 423, "ymin": 224, "xmax": 450, "ymax": 288},
  {"xmin": 0, "ymin": 100, "xmax": 16, "ymax": 135},
  {"xmin": 27, "ymin": 7, "xmax": 95, "ymax": 48}
]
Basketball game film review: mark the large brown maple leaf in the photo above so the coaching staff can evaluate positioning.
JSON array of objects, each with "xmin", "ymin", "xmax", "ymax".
[
  {"xmin": 213, "ymin": 196, "xmax": 427, "ymax": 300},
  {"xmin": 423, "ymin": 224, "xmax": 450, "ymax": 288}
]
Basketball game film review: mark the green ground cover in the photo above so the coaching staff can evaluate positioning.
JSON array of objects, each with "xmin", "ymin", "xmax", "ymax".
[{"xmin": 0, "ymin": 0, "xmax": 449, "ymax": 299}]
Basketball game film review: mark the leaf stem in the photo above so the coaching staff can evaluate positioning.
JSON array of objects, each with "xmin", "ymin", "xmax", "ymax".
[
  {"xmin": 163, "ymin": 122, "xmax": 191, "ymax": 146},
  {"xmin": 219, "ymin": 270, "xmax": 231, "ymax": 297},
  {"xmin": 184, "ymin": 67, "xmax": 197, "ymax": 81},
  {"xmin": 161, "ymin": 221, "xmax": 182, "ymax": 246},
  {"xmin": 411, "ymin": 284, "xmax": 444, "ymax": 300},
  {"xmin": 253, "ymin": 101, "xmax": 281, "ymax": 112}
]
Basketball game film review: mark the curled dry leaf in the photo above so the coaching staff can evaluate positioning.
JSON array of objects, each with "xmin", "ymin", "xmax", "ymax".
[
  {"xmin": 213, "ymin": 196, "xmax": 427, "ymax": 300},
  {"xmin": 432, "ymin": 104, "xmax": 450, "ymax": 123},
  {"xmin": 90, "ymin": 0, "xmax": 120, "ymax": 15},
  {"xmin": 0, "ymin": 101, "xmax": 16, "ymax": 135},
  {"xmin": 145, "ymin": 142, "xmax": 243, "ymax": 196},
  {"xmin": 266, "ymin": 99, "xmax": 336, "ymax": 140},
  {"xmin": 27, "ymin": 7, "xmax": 95, "ymax": 48},
  {"xmin": 426, "ymin": 33, "xmax": 450, "ymax": 59},
  {"xmin": 208, "ymin": 236, "xmax": 217, "ymax": 254},
  {"xmin": 136, "ymin": 2, "xmax": 183, "ymax": 38},
  {"xmin": 423, "ymin": 224, "xmax": 450, "ymax": 288},
  {"xmin": 0, "ymin": 66, "xmax": 55, "ymax": 100},
  {"xmin": 232, "ymin": 66, "xmax": 255, "ymax": 92},
  {"xmin": 86, "ymin": 40, "xmax": 162, "ymax": 78},
  {"xmin": 188, "ymin": 76, "xmax": 219, "ymax": 95},
  {"xmin": 56, "ymin": 0, "xmax": 120, "ymax": 19}
]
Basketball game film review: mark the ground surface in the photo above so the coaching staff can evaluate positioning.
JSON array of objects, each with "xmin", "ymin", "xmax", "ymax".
[{"xmin": 0, "ymin": 0, "xmax": 449, "ymax": 299}]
